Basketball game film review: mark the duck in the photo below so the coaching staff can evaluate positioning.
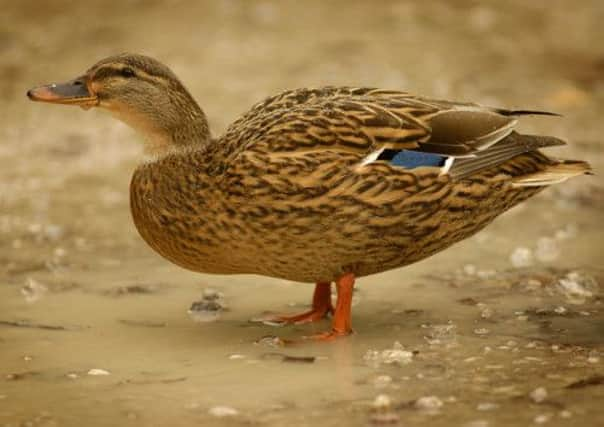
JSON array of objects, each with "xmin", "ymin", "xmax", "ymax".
[{"xmin": 27, "ymin": 53, "xmax": 591, "ymax": 340}]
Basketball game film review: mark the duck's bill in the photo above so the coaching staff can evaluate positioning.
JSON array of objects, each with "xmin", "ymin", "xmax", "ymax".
[{"xmin": 27, "ymin": 78, "xmax": 98, "ymax": 109}]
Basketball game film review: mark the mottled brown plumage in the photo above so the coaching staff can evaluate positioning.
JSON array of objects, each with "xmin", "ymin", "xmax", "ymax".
[{"xmin": 28, "ymin": 53, "xmax": 591, "ymax": 338}]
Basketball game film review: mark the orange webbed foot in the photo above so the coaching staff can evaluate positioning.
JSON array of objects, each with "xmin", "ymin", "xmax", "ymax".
[
  {"xmin": 258, "ymin": 306, "xmax": 334, "ymax": 325},
  {"xmin": 252, "ymin": 282, "xmax": 333, "ymax": 325},
  {"xmin": 303, "ymin": 328, "xmax": 354, "ymax": 341},
  {"xmin": 252, "ymin": 273, "xmax": 355, "ymax": 345},
  {"xmin": 254, "ymin": 273, "xmax": 356, "ymax": 344},
  {"xmin": 303, "ymin": 273, "xmax": 355, "ymax": 340}
]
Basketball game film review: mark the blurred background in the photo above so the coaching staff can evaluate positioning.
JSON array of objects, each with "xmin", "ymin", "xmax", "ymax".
[{"xmin": 1, "ymin": 1, "xmax": 603, "ymax": 426}]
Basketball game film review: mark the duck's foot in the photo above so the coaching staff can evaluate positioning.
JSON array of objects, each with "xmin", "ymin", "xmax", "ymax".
[
  {"xmin": 253, "ymin": 282, "xmax": 334, "ymax": 325},
  {"xmin": 304, "ymin": 273, "xmax": 356, "ymax": 341},
  {"xmin": 261, "ymin": 307, "xmax": 333, "ymax": 325},
  {"xmin": 303, "ymin": 329, "xmax": 354, "ymax": 341},
  {"xmin": 253, "ymin": 273, "xmax": 355, "ymax": 343}
]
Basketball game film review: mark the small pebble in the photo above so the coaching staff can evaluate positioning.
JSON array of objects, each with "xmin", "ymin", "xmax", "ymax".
[
  {"xmin": 474, "ymin": 328, "xmax": 489, "ymax": 335},
  {"xmin": 87, "ymin": 368, "xmax": 110, "ymax": 376},
  {"xmin": 530, "ymin": 387, "xmax": 548, "ymax": 403},
  {"xmin": 21, "ymin": 277, "xmax": 48, "ymax": 303},
  {"xmin": 534, "ymin": 414, "xmax": 552, "ymax": 424},
  {"xmin": 372, "ymin": 394, "xmax": 392, "ymax": 409},
  {"xmin": 480, "ymin": 307, "xmax": 493, "ymax": 319},
  {"xmin": 208, "ymin": 406, "xmax": 238, "ymax": 417},
  {"xmin": 510, "ymin": 247, "xmax": 533, "ymax": 267},
  {"xmin": 66, "ymin": 373, "xmax": 79, "ymax": 379},
  {"xmin": 414, "ymin": 395, "xmax": 443, "ymax": 410},
  {"xmin": 53, "ymin": 247, "xmax": 67, "ymax": 258},
  {"xmin": 557, "ymin": 271, "xmax": 597, "ymax": 304},
  {"xmin": 559, "ymin": 410, "xmax": 572, "ymax": 418},
  {"xmin": 464, "ymin": 264, "xmax": 477, "ymax": 275},
  {"xmin": 364, "ymin": 342, "xmax": 413, "ymax": 367},
  {"xmin": 254, "ymin": 335, "xmax": 286, "ymax": 347}
]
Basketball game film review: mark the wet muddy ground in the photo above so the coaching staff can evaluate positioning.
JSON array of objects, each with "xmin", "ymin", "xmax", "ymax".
[{"xmin": 1, "ymin": 1, "xmax": 603, "ymax": 426}]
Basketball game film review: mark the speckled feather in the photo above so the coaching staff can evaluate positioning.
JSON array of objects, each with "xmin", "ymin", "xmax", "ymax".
[{"xmin": 129, "ymin": 86, "xmax": 590, "ymax": 283}]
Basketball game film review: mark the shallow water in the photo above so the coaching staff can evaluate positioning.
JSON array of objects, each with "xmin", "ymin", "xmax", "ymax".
[{"xmin": 1, "ymin": 1, "xmax": 603, "ymax": 426}]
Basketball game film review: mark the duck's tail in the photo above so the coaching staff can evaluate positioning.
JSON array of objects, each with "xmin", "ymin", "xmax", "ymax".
[{"xmin": 511, "ymin": 159, "xmax": 593, "ymax": 187}]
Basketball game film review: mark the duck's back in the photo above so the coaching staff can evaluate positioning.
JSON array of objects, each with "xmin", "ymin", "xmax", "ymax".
[{"xmin": 129, "ymin": 87, "xmax": 591, "ymax": 282}]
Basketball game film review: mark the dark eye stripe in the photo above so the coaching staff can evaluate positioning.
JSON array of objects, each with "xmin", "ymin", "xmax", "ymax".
[
  {"xmin": 121, "ymin": 67, "xmax": 136, "ymax": 78},
  {"xmin": 93, "ymin": 65, "xmax": 136, "ymax": 80},
  {"xmin": 91, "ymin": 64, "xmax": 164, "ymax": 86}
]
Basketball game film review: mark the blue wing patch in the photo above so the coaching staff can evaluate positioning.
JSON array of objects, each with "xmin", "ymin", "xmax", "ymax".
[{"xmin": 382, "ymin": 150, "xmax": 447, "ymax": 169}]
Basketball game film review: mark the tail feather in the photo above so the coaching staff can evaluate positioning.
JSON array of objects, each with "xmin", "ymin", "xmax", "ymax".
[
  {"xmin": 449, "ymin": 132, "xmax": 567, "ymax": 179},
  {"xmin": 495, "ymin": 108, "xmax": 562, "ymax": 117},
  {"xmin": 511, "ymin": 160, "xmax": 593, "ymax": 187}
]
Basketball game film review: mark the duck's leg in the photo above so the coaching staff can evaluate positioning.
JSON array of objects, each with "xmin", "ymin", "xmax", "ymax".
[
  {"xmin": 259, "ymin": 282, "xmax": 334, "ymax": 325},
  {"xmin": 305, "ymin": 273, "xmax": 355, "ymax": 340}
]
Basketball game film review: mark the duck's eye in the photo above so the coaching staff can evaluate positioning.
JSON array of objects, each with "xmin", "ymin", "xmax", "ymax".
[{"xmin": 120, "ymin": 67, "xmax": 136, "ymax": 78}]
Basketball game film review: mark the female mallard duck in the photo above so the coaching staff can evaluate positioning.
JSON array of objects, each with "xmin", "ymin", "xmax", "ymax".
[{"xmin": 28, "ymin": 53, "xmax": 591, "ymax": 339}]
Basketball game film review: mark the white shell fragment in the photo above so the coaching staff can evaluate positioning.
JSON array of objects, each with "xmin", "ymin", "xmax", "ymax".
[
  {"xmin": 556, "ymin": 271, "xmax": 598, "ymax": 304},
  {"xmin": 87, "ymin": 368, "xmax": 110, "ymax": 376},
  {"xmin": 21, "ymin": 277, "xmax": 48, "ymax": 303},
  {"xmin": 415, "ymin": 395, "xmax": 443, "ymax": 410},
  {"xmin": 510, "ymin": 247, "xmax": 533, "ymax": 267},
  {"xmin": 208, "ymin": 406, "xmax": 239, "ymax": 417},
  {"xmin": 372, "ymin": 394, "xmax": 392, "ymax": 409},
  {"xmin": 363, "ymin": 341, "xmax": 413, "ymax": 367},
  {"xmin": 529, "ymin": 387, "xmax": 548, "ymax": 403}
]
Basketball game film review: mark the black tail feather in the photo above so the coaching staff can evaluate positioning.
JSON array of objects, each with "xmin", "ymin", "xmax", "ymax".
[{"xmin": 496, "ymin": 109, "xmax": 562, "ymax": 117}]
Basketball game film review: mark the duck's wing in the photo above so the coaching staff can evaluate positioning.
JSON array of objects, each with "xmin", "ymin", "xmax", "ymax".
[{"xmin": 222, "ymin": 87, "xmax": 561, "ymax": 177}]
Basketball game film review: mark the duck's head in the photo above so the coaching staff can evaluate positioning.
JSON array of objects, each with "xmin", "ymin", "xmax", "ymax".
[{"xmin": 27, "ymin": 53, "xmax": 210, "ymax": 155}]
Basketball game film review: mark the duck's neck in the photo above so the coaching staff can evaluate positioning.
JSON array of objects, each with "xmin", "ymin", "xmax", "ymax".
[
  {"xmin": 111, "ymin": 90, "xmax": 212, "ymax": 159},
  {"xmin": 144, "ymin": 108, "xmax": 211, "ymax": 158}
]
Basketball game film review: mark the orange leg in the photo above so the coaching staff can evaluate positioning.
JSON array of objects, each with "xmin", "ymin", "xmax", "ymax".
[
  {"xmin": 258, "ymin": 282, "xmax": 334, "ymax": 325},
  {"xmin": 306, "ymin": 272, "xmax": 355, "ymax": 340}
]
